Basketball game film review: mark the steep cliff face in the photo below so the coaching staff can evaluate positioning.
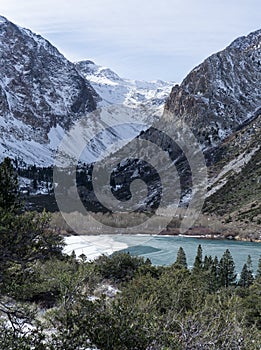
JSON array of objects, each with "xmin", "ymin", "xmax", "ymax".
[
  {"xmin": 0, "ymin": 15, "xmax": 99, "ymax": 137},
  {"xmin": 165, "ymin": 29, "xmax": 261, "ymax": 148}
]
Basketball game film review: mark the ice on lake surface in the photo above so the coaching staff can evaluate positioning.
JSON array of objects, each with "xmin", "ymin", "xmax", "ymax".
[{"xmin": 65, "ymin": 234, "xmax": 261, "ymax": 273}]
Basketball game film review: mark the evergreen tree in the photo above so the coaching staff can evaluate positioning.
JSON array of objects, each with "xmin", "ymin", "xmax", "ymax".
[
  {"xmin": 0, "ymin": 158, "xmax": 20, "ymax": 212},
  {"xmin": 238, "ymin": 264, "xmax": 248, "ymax": 287},
  {"xmin": 219, "ymin": 249, "xmax": 237, "ymax": 288},
  {"xmin": 238, "ymin": 261, "xmax": 254, "ymax": 288},
  {"xmin": 0, "ymin": 211, "xmax": 64, "ymax": 289},
  {"xmin": 203, "ymin": 255, "xmax": 213, "ymax": 271},
  {"xmin": 192, "ymin": 244, "xmax": 203, "ymax": 272},
  {"xmin": 256, "ymin": 256, "xmax": 261, "ymax": 279},
  {"xmin": 33, "ymin": 178, "xmax": 38, "ymax": 190},
  {"xmin": 208, "ymin": 255, "xmax": 220, "ymax": 292},
  {"xmin": 175, "ymin": 247, "xmax": 187, "ymax": 268},
  {"xmin": 0, "ymin": 159, "xmax": 64, "ymax": 291},
  {"xmin": 238, "ymin": 255, "xmax": 253, "ymax": 287}
]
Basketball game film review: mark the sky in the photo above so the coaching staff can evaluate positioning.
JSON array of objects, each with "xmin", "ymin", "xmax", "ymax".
[{"xmin": 0, "ymin": 0, "xmax": 260, "ymax": 82}]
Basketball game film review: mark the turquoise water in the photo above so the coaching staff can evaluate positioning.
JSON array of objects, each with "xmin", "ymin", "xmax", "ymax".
[{"xmin": 113, "ymin": 235, "xmax": 261, "ymax": 273}]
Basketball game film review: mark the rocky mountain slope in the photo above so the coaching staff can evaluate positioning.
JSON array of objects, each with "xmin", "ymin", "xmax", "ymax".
[
  {"xmin": 163, "ymin": 29, "xmax": 261, "ymax": 237},
  {"xmin": 0, "ymin": 16, "xmax": 173, "ymax": 165},
  {"xmin": 165, "ymin": 29, "xmax": 261, "ymax": 149},
  {"xmin": 202, "ymin": 113, "xmax": 261, "ymax": 238},
  {"xmin": 0, "ymin": 15, "xmax": 99, "ymax": 164}
]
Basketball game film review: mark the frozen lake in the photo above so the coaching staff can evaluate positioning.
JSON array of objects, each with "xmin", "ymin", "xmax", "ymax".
[{"xmin": 64, "ymin": 234, "xmax": 261, "ymax": 273}]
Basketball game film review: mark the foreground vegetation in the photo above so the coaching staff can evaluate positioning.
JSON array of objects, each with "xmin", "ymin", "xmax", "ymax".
[
  {"xmin": 0, "ymin": 245, "xmax": 260, "ymax": 349},
  {"xmin": 0, "ymin": 158, "xmax": 260, "ymax": 349}
]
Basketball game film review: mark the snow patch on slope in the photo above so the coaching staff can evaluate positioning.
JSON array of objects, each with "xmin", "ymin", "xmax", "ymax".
[
  {"xmin": 56, "ymin": 105, "xmax": 156, "ymax": 166},
  {"xmin": 207, "ymin": 146, "xmax": 260, "ymax": 197},
  {"xmin": 48, "ymin": 125, "xmax": 65, "ymax": 150},
  {"xmin": 0, "ymin": 114, "xmax": 53, "ymax": 165}
]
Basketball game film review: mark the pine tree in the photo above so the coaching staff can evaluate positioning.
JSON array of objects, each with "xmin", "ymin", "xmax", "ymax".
[
  {"xmin": 238, "ymin": 255, "xmax": 254, "ymax": 288},
  {"xmin": 256, "ymin": 256, "xmax": 261, "ymax": 280},
  {"xmin": 238, "ymin": 266, "xmax": 249, "ymax": 288},
  {"xmin": 203, "ymin": 255, "xmax": 213, "ymax": 271},
  {"xmin": 192, "ymin": 244, "xmax": 203, "ymax": 272},
  {"xmin": 0, "ymin": 158, "xmax": 20, "ymax": 212},
  {"xmin": 0, "ymin": 159, "xmax": 64, "ymax": 289},
  {"xmin": 33, "ymin": 178, "xmax": 38, "ymax": 190},
  {"xmin": 238, "ymin": 264, "xmax": 248, "ymax": 287},
  {"xmin": 207, "ymin": 255, "xmax": 220, "ymax": 292},
  {"xmin": 212, "ymin": 256, "xmax": 219, "ymax": 279},
  {"xmin": 175, "ymin": 247, "xmax": 187, "ymax": 268},
  {"xmin": 219, "ymin": 249, "xmax": 237, "ymax": 288},
  {"xmin": 247, "ymin": 255, "xmax": 254, "ymax": 284}
]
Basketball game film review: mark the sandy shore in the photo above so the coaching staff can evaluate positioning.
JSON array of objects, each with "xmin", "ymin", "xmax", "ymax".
[{"xmin": 64, "ymin": 235, "xmax": 128, "ymax": 260}]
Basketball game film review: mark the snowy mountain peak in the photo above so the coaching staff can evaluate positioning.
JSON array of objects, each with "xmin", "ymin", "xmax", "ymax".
[
  {"xmin": 0, "ymin": 16, "xmax": 99, "ymax": 164},
  {"xmin": 0, "ymin": 15, "xmax": 8, "ymax": 24},
  {"xmin": 229, "ymin": 29, "xmax": 261, "ymax": 50},
  {"xmin": 75, "ymin": 60, "xmax": 174, "ymax": 108},
  {"xmin": 76, "ymin": 60, "xmax": 121, "ymax": 82}
]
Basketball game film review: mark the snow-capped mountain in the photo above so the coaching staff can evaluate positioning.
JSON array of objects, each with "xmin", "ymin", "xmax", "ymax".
[
  {"xmin": 75, "ymin": 60, "xmax": 174, "ymax": 109},
  {"xmin": 0, "ymin": 16, "xmax": 173, "ymax": 165}
]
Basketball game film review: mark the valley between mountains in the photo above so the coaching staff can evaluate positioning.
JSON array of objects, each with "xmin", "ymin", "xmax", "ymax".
[{"xmin": 0, "ymin": 15, "xmax": 260, "ymax": 240}]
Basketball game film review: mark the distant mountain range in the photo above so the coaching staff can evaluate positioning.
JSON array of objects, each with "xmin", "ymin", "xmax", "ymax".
[{"xmin": 75, "ymin": 60, "xmax": 173, "ymax": 108}]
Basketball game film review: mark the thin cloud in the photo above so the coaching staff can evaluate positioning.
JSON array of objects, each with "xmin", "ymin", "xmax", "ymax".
[{"xmin": 0, "ymin": 0, "xmax": 260, "ymax": 81}]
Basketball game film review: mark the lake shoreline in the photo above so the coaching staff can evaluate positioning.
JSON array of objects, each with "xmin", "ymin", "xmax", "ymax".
[
  {"xmin": 157, "ymin": 227, "xmax": 261, "ymax": 243},
  {"xmin": 161, "ymin": 233, "xmax": 261, "ymax": 243},
  {"xmin": 63, "ymin": 231, "xmax": 261, "ymax": 243}
]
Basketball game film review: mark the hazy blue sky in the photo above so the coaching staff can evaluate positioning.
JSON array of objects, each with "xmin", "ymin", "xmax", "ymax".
[{"xmin": 0, "ymin": 0, "xmax": 260, "ymax": 82}]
